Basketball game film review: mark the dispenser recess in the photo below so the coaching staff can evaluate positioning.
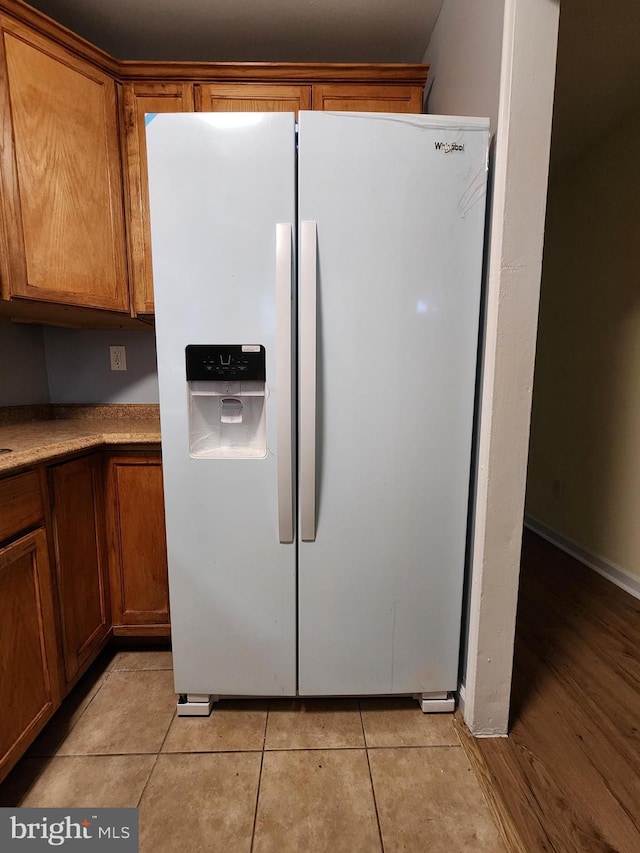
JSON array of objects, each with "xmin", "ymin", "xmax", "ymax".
[{"xmin": 186, "ymin": 345, "xmax": 267, "ymax": 459}]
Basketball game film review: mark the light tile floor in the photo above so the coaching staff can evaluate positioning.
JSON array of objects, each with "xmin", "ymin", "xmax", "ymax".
[{"xmin": 0, "ymin": 650, "xmax": 505, "ymax": 852}]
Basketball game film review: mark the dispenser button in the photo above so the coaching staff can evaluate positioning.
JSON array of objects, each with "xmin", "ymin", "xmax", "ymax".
[{"xmin": 220, "ymin": 397, "xmax": 243, "ymax": 424}]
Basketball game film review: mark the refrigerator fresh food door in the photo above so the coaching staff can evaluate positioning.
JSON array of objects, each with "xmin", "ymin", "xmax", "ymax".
[
  {"xmin": 297, "ymin": 111, "xmax": 490, "ymax": 696},
  {"xmin": 146, "ymin": 112, "xmax": 297, "ymax": 696}
]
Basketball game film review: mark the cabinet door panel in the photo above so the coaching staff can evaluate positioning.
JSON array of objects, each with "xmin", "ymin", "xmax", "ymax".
[
  {"xmin": 197, "ymin": 83, "xmax": 311, "ymax": 114},
  {"xmin": 0, "ymin": 18, "xmax": 128, "ymax": 310},
  {"xmin": 122, "ymin": 82, "xmax": 194, "ymax": 314},
  {"xmin": 50, "ymin": 455, "xmax": 109, "ymax": 685},
  {"xmin": 0, "ymin": 530, "xmax": 60, "ymax": 782},
  {"xmin": 312, "ymin": 83, "xmax": 423, "ymax": 113},
  {"xmin": 107, "ymin": 454, "xmax": 169, "ymax": 633}
]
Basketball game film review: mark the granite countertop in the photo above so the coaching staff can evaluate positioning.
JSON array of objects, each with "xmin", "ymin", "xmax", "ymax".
[{"xmin": 0, "ymin": 405, "xmax": 161, "ymax": 475}]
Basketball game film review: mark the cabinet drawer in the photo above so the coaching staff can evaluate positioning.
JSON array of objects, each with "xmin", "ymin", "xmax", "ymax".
[{"xmin": 0, "ymin": 471, "xmax": 43, "ymax": 541}]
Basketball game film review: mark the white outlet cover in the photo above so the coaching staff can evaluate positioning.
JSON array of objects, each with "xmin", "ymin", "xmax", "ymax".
[{"xmin": 110, "ymin": 345, "xmax": 127, "ymax": 371}]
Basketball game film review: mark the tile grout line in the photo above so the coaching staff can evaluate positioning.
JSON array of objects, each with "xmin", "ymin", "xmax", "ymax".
[
  {"xmin": 249, "ymin": 751, "xmax": 265, "ymax": 853},
  {"xmin": 249, "ymin": 700, "xmax": 272, "ymax": 852},
  {"xmin": 58, "ymin": 654, "xmax": 116, "ymax": 738},
  {"xmin": 9, "ymin": 655, "xmax": 161, "ymax": 807},
  {"xmin": 263, "ymin": 743, "xmax": 462, "ymax": 751},
  {"xmin": 110, "ymin": 668, "xmax": 173, "ymax": 673},
  {"xmin": 133, "ymin": 738, "xmax": 171, "ymax": 810},
  {"xmin": 23, "ymin": 743, "xmax": 463, "ymax": 760},
  {"xmin": 134, "ymin": 687, "xmax": 177, "ymax": 810},
  {"xmin": 15, "ymin": 656, "xmax": 117, "ymax": 802},
  {"xmin": 263, "ymin": 699, "xmax": 272, "ymax": 752},
  {"xmin": 358, "ymin": 700, "xmax": 385, "ymax": 853}
]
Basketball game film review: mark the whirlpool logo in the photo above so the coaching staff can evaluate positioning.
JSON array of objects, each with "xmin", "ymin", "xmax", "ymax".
[
  {"xmin": 434, "ymin": 141, "xmax": 465, "ymax": 153},
  {"xmin": 1, "ymin": 808, "xmax": 138, "ymax": 850}
]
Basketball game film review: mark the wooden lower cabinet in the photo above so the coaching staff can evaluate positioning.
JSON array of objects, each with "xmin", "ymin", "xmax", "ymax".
[
  {"xmin": 49, "ymin": 455, "xmax": 110, "ymax": 687},
  {"xmin": 0, "ymin": 449, "xmax": 169, "ymax": 779},
  {"xmin": 106, "ymin": 452, "xmax": 170, "ymax": 636},
  {"xmin": 0, "ymin": 529, "xmax": 61, "ymax": 783}
]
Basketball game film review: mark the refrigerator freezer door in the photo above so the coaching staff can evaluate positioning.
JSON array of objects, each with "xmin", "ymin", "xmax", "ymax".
[
  {"xmin": 297, "ymin": 111, "xmax": 489, "ymax": 696},
  {"xmin": 275, "ymin": 223, "xmax": 294, "ymax": 544},
  {"xmin": 147, "ymin": 113, "xmax": 297, "ymax": 696}
]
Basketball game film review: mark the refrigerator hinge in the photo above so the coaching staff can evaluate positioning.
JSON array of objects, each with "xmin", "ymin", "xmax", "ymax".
[
  {"xmin": 177, "ymin": 693, "xmax": 219, "ymax": 717},
  {"xmin": 415, "ymin": 692, "xmax": 455, "ymax": 714}
]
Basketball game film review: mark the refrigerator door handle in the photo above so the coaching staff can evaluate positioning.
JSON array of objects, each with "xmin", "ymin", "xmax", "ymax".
[
  {"xmin": 276, "ymin": 223, "xmax": 294, "ymax": 544},
  {"xmin": 300, "ymin": 220, "xmax": 317, "ymax": 542}
]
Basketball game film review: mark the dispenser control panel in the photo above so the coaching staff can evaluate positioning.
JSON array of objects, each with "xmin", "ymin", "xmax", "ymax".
[{"xmin": 186, "ymin": 345, "xmax": 266, "ymax": 381}]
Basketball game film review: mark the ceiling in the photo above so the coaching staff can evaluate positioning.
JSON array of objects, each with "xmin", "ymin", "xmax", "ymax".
[{"xmin": 25, "ymin": 0, "xmax": 444, "ymax": 62}]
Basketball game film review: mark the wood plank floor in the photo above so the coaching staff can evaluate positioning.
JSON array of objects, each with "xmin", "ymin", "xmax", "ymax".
[{"xmin": 456, "ymin": 530, "xmax": 640, "ymax": 853}]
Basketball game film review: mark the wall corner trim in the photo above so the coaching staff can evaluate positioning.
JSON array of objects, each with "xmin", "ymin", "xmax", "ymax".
[{"xmin": 456, "ymin": 680, "xmax": 466, "ymax": 718}]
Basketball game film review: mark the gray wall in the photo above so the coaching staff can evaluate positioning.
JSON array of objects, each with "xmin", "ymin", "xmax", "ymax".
[
  {"xmin": 0, "ymin": 320, "xmax": 50, "ymax": 405},
  {"xmin": 44, "ymin": 328, "xmax": 159, "ymax": 404}
]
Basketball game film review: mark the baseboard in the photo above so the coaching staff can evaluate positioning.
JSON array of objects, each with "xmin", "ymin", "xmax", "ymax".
[{"xmin": 525, "ymin": 516, "xmax": 640, "ymax": 601}]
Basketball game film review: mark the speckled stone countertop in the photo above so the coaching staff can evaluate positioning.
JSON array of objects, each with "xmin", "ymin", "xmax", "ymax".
[{"xmin": 0, "ymin": 404, "xmax": 161, "ymax": 475}]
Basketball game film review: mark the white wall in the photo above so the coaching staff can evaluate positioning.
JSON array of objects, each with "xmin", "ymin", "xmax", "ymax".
[
  {"xmin": 44, "ymin": 328, "xmax": 159, "ymax": 404},
  {"xmin": 425, "ymin": 0, "xmax": 504, "ymax": 131},
  {"xmin": 0, "ymin": 320, "xmax": 50, "ymax": 405},
  {"xmin": 425, "ymin": 0, "xmax": 559, "ymax": 735}
]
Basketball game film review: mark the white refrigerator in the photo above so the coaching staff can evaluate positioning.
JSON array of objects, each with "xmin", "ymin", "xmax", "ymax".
[{"xmin": 146, "ymin": 110, "xmax": 489, "ymax": 714}]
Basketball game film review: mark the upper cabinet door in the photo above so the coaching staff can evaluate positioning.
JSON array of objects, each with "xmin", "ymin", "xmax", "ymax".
[
  {"xmin": 312, "ymin": 83, "xmax": 423, "ymax": 113},
  {"xmin": 196, "ymin": 83, "xmax": 311, "ymax": 114},
  {"xmin": 121, "ymin": 82, "xmax": 195, "ymax": 315},
  {"xmin": 0, "ymin": 18, "xmax": 129, "ymax": 311}
]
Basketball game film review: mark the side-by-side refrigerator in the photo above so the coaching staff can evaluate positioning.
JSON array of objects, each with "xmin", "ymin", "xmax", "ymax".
[{"xmin": 146, "ymin": 110, "xmax": 489, "ymax": 714}]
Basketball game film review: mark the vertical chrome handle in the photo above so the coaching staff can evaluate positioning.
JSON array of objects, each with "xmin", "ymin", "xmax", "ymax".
[
  {"xmin": 300, "ymin": 221, "xmax": 317, "ymax": 542},
  {"xmin": 276, "ymin": 223, "xmax": 294, "ymax": 543}
]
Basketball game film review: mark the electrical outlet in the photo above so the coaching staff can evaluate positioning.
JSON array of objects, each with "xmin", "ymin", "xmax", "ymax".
[
  {"xmin": 109, "ymin": 345, "xmax": 127, "ymax": 371},
  {"xmin": 551, "ymin": 479, "xmax": 565, "ymax": 501}
]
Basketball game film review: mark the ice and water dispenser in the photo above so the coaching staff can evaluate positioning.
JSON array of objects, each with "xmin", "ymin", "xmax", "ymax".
[{"xmin": 186, "ymin": 345, "xmax": 267, "ymax": 458}]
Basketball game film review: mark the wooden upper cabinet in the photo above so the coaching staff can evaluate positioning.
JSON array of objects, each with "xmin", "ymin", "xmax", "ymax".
[
  {"xmin": 0, "ymin": 2, "xmax": 426, "ymax": 326},
  {"xmin": 0, "ymin": 17, "xmax": 128, "ymax": 311},
  {"xmin": 312, "ymin": 83, "xmax": 423, "ymax": 113},
  {"xmin": 121, "ymin": 82, "xmax": 195, "ymax": 315},
  {"xmin": 196, "ymin": 83, "xmax": 311, "ymax": 114}
]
